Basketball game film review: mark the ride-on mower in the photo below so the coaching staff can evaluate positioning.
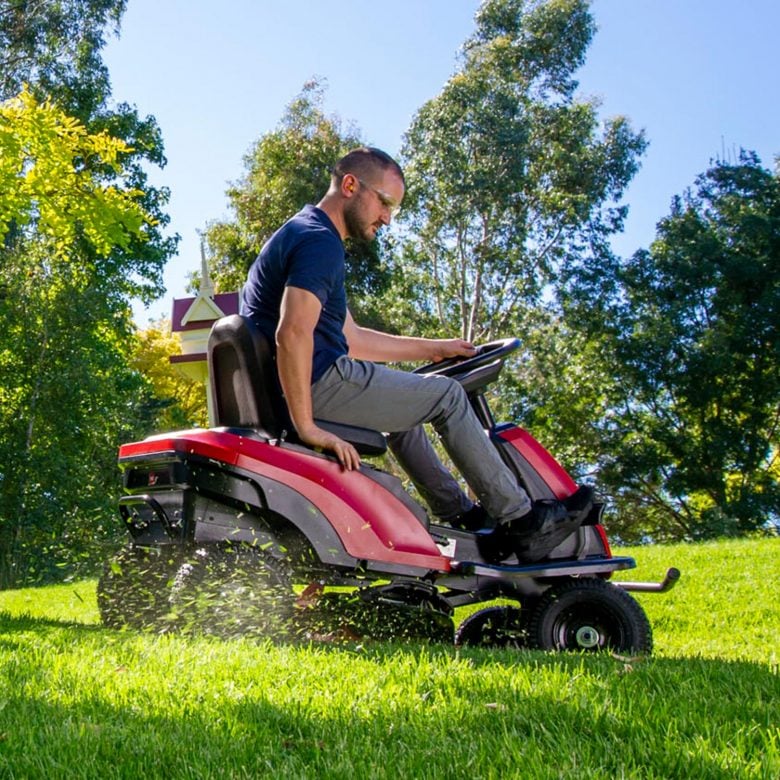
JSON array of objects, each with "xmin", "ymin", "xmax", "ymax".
[{"xmin": 98, "ymin": 314, "xmax": 679, "ymax": 652}]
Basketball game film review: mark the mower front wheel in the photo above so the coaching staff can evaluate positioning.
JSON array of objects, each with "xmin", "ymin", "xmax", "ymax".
[
  {"xmin": 527, "ymin": 578, "xmax": 652, "ymax": 654},
  {"xmin": 455, "ymin": 605, "xmax": 532, "ymax": 649}
]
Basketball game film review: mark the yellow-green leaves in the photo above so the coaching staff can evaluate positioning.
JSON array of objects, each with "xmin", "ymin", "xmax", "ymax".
[{"xmin": 0, "ymin": 87, "xmax": 152, "ymax": 256}]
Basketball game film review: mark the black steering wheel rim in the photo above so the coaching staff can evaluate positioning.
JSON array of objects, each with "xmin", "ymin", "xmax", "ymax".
[{"xmin": 413, "ymin": 337, "xmax": 521, "ymax": 378}]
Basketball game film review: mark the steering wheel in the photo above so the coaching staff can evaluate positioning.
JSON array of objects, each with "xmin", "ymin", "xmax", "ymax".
[{"xmin": 413, "ymin": 337, "xmax": 521, "ymax": 378}]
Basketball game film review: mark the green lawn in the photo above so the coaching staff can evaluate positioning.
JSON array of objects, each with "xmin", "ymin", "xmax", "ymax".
[{"xmin": 0, "ymin": 538, "xmax": 777, "ymax": 778}]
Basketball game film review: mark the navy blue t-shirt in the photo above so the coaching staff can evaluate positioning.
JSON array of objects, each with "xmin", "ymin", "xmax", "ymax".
[{"xmin": 241, "ymin": 205, "xmax": 348, "ymax": 383}]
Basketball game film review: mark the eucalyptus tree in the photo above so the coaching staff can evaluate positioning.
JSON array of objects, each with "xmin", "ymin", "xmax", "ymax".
[{"xmin": 398, "ymin": 0, "xmax": 646, "ymax": 342}]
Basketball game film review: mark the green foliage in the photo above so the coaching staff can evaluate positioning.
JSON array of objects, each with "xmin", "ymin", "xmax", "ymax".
[
  {"xmin": 559, "ymin": 153, "xmax": 780, "ymax": 540},
  {"xmin": 501, "ymin": 309, "xmax": 615, "ymax": 475},
  {"xmin": 0, "ymin": 92, "xmax": 166, "ymax": 585},
  {"xmin": 0, "ymin": 175, "xmax": 166, "ymax": 585},
  {"xmin": 129, "ymin": 320, "xmax": 208, "ymax": 432},
  {"xmin": 398, "ymin": 0, "xmax": 646, "ymax": 341},
  {"xmin": 1, "ymin": 2, "xmax": 177, "ymax": 305},
  {"xmin": 0, "ymin": 6, "xmax": 177, "ymax": 587},
  {"xmin": 0, "ymin": 88, "xmax": 150, "ymax": 255},
  {"xmin": 0, "ymin": 0, "xmax": 126, "ymax": 116},
  {"xmin": 0, "ymin": 237, "xmax": 162, "ymax": 586},
  {"xmin": 0, "ymin": 539, "xmax": 777, "ymax": 777},
  {"xmin": 204, "ymin": 79, "xmax": 392, "ymax": 326}
]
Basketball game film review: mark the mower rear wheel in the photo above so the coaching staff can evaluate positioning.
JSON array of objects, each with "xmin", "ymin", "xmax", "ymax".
[
  {"xmin": 97, "ymin": 544, "xmax": 181, "ymax": 630},
  {"xmin": 454, "ymin": 605, "xmax": 531, "ymax": 649},
  {"xmin": 170, "ymin": 544, "xmax": 294, "ymax": 640},
  {"xmin": 527, "ymin": 578, "xmax": 652, "ymax": 654}
]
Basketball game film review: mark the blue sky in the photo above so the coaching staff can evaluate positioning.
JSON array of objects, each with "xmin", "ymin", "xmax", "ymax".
[{"xmin": 102, "ymin": 0, "xmax": 780, "ymax": 325}]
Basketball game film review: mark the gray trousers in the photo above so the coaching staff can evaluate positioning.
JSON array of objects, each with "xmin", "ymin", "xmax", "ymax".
[{"xmin": 311, "ymin": 356, "xmax": 531, "ymax": 523}]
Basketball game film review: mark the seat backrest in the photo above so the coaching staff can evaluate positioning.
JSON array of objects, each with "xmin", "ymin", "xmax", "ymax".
[
  {"xmin": 208, "ymin": 314, "xmax": 388, "ymax": 456},
  {"xmin": 208, "ymin": 314, "xmax": 291, "ymax": 437}
]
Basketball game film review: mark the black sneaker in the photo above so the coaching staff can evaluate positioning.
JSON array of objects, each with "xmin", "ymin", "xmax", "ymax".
[
  {"xmin": 512, "ymin": 499, "xmax": 582, "ymax": 562},
  {"xmin": 563, "ymin": 484, "xmax": 594, "ymax": 520},
  {"xmin": 450, "ymin": 504, "xmax": 493, "ymax": 532},
  {"xmin": 476, "ymin": 496, "xmax": 587, "ymax": 565},
  {"xmin": 475, "ymin": 525, "xmax": 515, "ymax": 563}
]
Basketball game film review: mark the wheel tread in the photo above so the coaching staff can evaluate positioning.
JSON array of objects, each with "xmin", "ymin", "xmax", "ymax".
[{"xmin": 527, "ymin": 577, "xmax": 653, "ymax": 654}]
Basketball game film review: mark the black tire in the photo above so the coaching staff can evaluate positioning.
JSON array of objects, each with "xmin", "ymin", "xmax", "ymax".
[
  {"xmin": 527, "ymin": 578, "xmax": 653, "ymax": 654},
  {"xmin": 454, "ymin": 605, "xmax": 531, "ymax": 649},
  {"xmin": 169, "ymin": 544, "xmax": 294, "ymax": 640},
  {"xmin": 97, "ymin": 545, "xmax": 181, "ymax": 630}
]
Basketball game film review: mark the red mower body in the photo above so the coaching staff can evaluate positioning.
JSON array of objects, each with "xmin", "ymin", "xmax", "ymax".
[{"xmin": 102, "ymin": 316, "xmax": 678, "ymax": 653}]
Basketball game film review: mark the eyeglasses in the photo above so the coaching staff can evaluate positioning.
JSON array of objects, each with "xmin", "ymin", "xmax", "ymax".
[{"xmin": 357, "ymin": 177, "xmax": 402, "ymax": 218}]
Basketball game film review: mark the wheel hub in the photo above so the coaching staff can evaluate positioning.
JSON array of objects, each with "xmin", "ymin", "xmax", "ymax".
[{"xmin": 574, "ymin": 624, "xmax": 601, "ymax": 649}]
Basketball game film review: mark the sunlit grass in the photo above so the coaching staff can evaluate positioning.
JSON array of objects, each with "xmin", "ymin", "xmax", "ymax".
[
  {"xmin": 0, "ymin": 538, "xmax": 777, "ymax": 778},
  {"xmin": 612, "ymin": 537, "xmax": 778, "ymax": 665}
]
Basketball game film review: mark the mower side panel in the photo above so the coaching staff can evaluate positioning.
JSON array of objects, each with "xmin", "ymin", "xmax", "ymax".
[
  {"xmin": 118, "ymin": 453, "xmax": 356, "ymax": 567},
  {"xmin": 191, "ymin": 470, "xmax": 350, "ymax": 566},
  {"xmin": 119, "ymin": 430, "xmax": 451, "ymax": 573}
]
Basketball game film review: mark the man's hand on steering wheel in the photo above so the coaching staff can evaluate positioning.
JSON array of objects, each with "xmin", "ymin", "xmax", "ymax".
[{"xmin": 429, "ymin": 339, "xmax": 477, "ymax": 363}]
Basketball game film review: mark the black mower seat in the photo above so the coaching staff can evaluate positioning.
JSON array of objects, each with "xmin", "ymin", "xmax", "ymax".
[{"xmin": 208, "ymin": 314, "xmax": 387, "ymax": 457}]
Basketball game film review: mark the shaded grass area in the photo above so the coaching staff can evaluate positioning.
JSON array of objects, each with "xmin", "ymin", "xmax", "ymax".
[{"xmin": 0, "ymin": 538, "xmax": 777, "ymax": 778}]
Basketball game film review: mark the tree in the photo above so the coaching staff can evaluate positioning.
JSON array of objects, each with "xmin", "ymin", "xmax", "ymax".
[
  {"xmin": 0, "ymin": 0, "xmax": 125, "ymax": 116},
  {"xmin": 1, "ymin": 1, "xmax": 176, "ymax": 305},
  {"xmin": 204, "ymin": 79, "xmax": 392, "ymax": 326},
  {"xmin": 561, "ymin": 152, "xmax": 780, "ymax": 540},
  {"xmin": 0, "ymin": 2, "xmax": 177, "ymax": 586},
  {"xmin": 0, "ymin": 254, "xmax": 162, "ymax": 585},
  {"xmin": 0, "ymin": 88, "xmax": 149, "ymax": 254},
  {"xmin": 130, "ymin": 320, "xmax": 208, "ymax": 432},
  {"xmin": 398, "ymin": 0, "xmax": 646, "ymax": 342},
  {"xmin": 0, "ymin": 89, "xmax": 169, "ymax": 585}
]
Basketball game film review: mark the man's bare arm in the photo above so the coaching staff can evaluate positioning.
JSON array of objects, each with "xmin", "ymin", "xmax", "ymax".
[
  {"xmin": 343, "ymin": 310, "xmax": 476, "ymax": 363},
  {"xmin": 276, "ymin": 286, "xmax": 360, "ymax": 470}
]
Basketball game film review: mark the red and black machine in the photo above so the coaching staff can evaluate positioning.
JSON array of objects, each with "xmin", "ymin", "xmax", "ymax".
[{"xmin": 99, "ymin": 315, "xmax": 678, "ymax": 651}]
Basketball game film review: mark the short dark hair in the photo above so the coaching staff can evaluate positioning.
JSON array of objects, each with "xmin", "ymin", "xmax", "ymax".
[{"xmin": 332, "ymin": 147, "xmax": 405, "ymax": 187}]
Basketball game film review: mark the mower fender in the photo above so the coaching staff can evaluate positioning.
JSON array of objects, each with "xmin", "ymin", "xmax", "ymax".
[{"xmin": 243, "ymin": 473, "xmax": 359, "ymax": 568}]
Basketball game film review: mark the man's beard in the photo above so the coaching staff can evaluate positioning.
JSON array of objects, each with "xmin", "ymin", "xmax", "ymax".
[{"xmin": 343, "ymin": 195, "xmax": 378, "ymax": 242}]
